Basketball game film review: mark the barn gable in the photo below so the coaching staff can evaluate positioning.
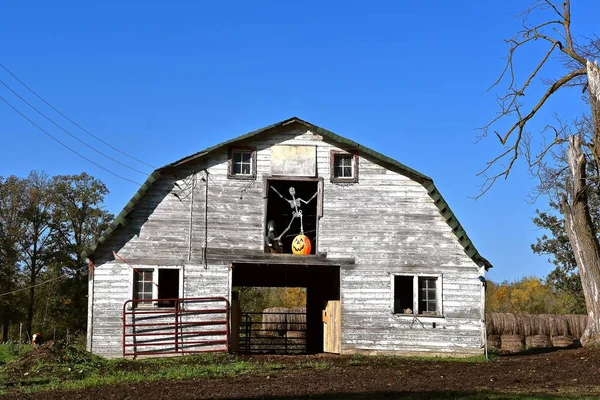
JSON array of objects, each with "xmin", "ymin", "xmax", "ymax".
[{"xmin": 85, "ymin": 117, "xmax": 490, "ymax": 270}]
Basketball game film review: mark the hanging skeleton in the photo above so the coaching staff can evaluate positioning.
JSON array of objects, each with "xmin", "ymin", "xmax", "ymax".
[{"xmin": 268, "ymin": 185, "xmax": 318, "ymax": 244}]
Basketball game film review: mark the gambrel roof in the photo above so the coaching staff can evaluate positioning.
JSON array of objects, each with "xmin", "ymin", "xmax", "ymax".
[{"xmin": 85, "ymin": 117, "xmax": 492, "ymax": 269}]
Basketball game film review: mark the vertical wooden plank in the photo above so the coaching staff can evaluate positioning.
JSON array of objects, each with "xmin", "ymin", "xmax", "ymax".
[
  {"xmin": 324, "ymin": 300, "xmax": 341, "ymax": 354},
  {"xmin": 230, "ymin": 292, "xmax": 240, "ymax": 354}
]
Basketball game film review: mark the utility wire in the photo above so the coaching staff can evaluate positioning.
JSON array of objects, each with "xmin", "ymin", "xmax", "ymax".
[
  {"xmin": 0, "ymin": 265, "xmax": 87, "ymax": 298},
  {"xmin": 0, "ymin": 94, "xmax": 142, "ymax": 185},
  {"xmin": 0, "ymin": 78, "xmax": 148, "ymax": 176},
  {"xmin": 0, "ymin": 63, "xmax": 157, "ymax": 169}
]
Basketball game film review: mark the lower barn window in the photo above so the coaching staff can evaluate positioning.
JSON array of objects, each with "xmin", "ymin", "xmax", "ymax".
[
  {"xmin": 133, "ymin": 268, "xmax": 180, "ymax": 307},
  {"xmin": 393, "ymin": 275, "xmax": 440, "ymax": 316}
]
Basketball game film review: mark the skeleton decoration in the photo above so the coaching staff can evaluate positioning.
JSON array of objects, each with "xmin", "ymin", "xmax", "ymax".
[{"xmin": 268, "ymin": 185, "xmax": 318, "ymax": 247}]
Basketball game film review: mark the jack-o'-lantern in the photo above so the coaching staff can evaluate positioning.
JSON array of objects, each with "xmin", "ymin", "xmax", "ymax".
[{"xmin": 291, "ymin": 234, "xmax": 312, "ymax": 255}]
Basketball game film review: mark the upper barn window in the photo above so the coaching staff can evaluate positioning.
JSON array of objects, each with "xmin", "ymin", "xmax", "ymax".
[
  {"xmin": 228, "ymin": 147, "xmax": 257, "ymax": 179},
  {"xmin": 330, "ymin": 151, "xmax": 358, "ymax": 183}
]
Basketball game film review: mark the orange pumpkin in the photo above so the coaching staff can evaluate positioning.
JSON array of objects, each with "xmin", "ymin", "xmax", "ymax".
[{"xmin": 291, "ymin": 234, "xmax": 312, "ymax": 255}]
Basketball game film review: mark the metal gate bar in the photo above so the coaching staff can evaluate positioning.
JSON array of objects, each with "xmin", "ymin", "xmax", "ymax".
[
  {"xmin": 122, "ymin": 297, "xmax": 229, "ymax": 357},
  {"xmin": 239, "ymin": 310, "xmax": 306, "ymax": 354}
]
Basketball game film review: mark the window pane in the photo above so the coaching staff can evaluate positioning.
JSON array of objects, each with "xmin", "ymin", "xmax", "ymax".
[
  {"xmin": 418, "ymin": 277, "xmax": 437, "ymax": 314},
  {"xmin": 241, "ymin": 163, "xmax": 251, "ymax": 175},
  {"xmin": 233, "ymin": 152, "xmax": 242, "ymax": 163},
  {"xmin": 242, "ymin": 152, "xmax": 251, "ymax": 163},
  {"xmin": 334, "ymin": 155, "xmax": 353, "ymax": 178}
]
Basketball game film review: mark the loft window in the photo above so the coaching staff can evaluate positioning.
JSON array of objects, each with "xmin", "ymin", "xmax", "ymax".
[
  {"xmin": 132, "ymin": 268, "xmax": 180, "ymax": 307},
  {"xmin": 393, "ymin": 275, "xmax": 441, "ymax": 316},
  {"xmin": 330, "ymin": 151, "xmax": 358, "ymax": 183},
  {"xmin": 264, "ymin": 178, "xmax": 320, "ymax": 255},
  {"xmin": 228, "ymin": 147, "xmax": 256, "ymax": 179}
]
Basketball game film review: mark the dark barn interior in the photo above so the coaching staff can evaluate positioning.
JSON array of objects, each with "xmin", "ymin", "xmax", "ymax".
[
  {"xmin": 265, "ymin": 180, "xmax": 318, "ymax": 254},
  {"xmin": 232, "ymin": 263, "xmax": 340, "ymax": 353}
]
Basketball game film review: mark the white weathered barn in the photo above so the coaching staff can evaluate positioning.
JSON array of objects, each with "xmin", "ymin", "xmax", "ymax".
[{"xmin": 85, "ymin": 117, "xmax": 491, "ymax": 357}]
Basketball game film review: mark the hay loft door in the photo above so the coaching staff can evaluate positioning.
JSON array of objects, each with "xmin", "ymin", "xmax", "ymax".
[{"xmin": 323, "ymin": 300, "xmax": 341, "ymax": 354}]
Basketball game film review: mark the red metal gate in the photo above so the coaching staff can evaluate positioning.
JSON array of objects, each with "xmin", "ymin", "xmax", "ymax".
[{"xmin": 122, "ymin": 297, "xmax": 230, "ymax": 357}]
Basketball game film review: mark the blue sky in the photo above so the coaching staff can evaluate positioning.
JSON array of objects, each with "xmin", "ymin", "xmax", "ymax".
[{"xmin": 1, "ymin": 1, "xmax": 598, "ymax": 282}]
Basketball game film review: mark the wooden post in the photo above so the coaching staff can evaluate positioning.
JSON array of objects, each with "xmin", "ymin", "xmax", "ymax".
[{"xmin": 230, "ymin": 291, "xmax": 240, "ymax": 354}]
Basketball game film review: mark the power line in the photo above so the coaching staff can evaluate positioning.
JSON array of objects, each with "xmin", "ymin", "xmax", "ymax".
[
  {"xmin": 0, "ymin": 63, "xmax": 157, "ymax": 169},
  {"xmin": 0, "ymin": 78, "xmax": 149, "ymax": 176},
  {"xmin": 0, "ymin": 265, "xmax": 87, "ymax": 298},
  {"xmin": 0, "ymin": 94, "xmax": 142, "ymax": 185}
]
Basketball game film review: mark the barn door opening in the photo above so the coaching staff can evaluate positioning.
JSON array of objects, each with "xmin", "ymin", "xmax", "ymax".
[
  {"xmin": 231, "ymin": 263, "xmax": 340, "ymax": 354},
  {"xmin": 234, "ymin": 286, "xmax": 307, "ymax": 355}
]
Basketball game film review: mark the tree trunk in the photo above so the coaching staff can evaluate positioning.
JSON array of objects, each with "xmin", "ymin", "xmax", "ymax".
[
  {"xmin": 27, "ymin": 274, "xmax": 35, "ymax": 337},
  {"xmin": 2, "ymin": 306, "xmax": 10, "ymax": 342},
  {"xmin": 561, "ymin": 135, "xmax": 600, "ymax": 346}
]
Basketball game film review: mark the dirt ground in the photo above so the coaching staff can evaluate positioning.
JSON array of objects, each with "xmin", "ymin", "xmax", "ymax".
[{"xmin": 4, "ymin": 347, "xmax": 600, "ymax": 399}]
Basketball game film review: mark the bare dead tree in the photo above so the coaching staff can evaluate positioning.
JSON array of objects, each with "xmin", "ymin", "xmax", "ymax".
[{"xmin": 482, "ymin": 0, "xmax": 600, "ymax": 345}]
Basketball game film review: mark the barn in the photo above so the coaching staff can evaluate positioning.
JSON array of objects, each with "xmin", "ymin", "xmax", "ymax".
[{"xmin": 85, "ymin": 117, "xmax": 491, "ymax": 357}]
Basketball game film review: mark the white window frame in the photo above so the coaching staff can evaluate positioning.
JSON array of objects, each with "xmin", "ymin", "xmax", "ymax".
[
  {"xmin": 232, "ymin": 150, "xmax": 253, "ymax": 176},
  {"xmin": 132, "ymin": 267, "xmax": 183, "ymax": 308},
  {"xmin": 391, "ymin": 273, "xmax": 443, "ymax": 317}
]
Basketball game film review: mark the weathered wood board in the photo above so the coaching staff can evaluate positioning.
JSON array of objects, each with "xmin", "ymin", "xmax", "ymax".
[{"xmin": 89, "ymin": 121, "xmax": 485, "ymax": 357}]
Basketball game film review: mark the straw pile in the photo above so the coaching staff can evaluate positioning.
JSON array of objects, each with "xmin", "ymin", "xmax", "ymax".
[{"xmin": 486, "ymin": 313, "xmax": 587, "ymax": 352}]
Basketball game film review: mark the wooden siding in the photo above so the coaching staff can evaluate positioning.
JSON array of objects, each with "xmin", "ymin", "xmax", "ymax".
[{"xmin": 90, "ymin": 123, "xmax": 484, "ymax": 356}]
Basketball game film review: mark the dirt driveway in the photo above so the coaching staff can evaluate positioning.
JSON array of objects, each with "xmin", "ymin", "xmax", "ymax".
[{"xmin": 3, "ymin": 347, "xmax": 600, "ymax": 399}]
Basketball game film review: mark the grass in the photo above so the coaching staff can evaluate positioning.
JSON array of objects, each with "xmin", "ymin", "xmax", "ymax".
[
  {"xmin": 0, "ymin": 342, "xmax": 33, "ymax": 365},
  {"xmin": 0, "ymin": 343, "xmax": 595, "ymax": 399},
  {"xmin": 0, "ymin": 343, "xmax": 337, "ymax": 395}
]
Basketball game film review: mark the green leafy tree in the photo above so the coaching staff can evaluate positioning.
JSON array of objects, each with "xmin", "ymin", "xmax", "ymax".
[
  {"xmin": 50, "ymin": 173, "xmax": 113, "ymax": 333},
  {"xmin": 486, "ymin": 277, "xmax": 581, "ymax": 315},
  {"xmin": 19, "ymin": 171, "xmax": 57, "ymax": 337},
  {"xmin": 531, "ymin": 202, "xmax": 589, "ymax": 314},
  {"xmin": 0, "ymin": 176, "xmax": 27, "ymax": 341}
]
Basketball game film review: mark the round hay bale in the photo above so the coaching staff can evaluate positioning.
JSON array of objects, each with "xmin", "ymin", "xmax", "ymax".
[
  {"xmin": 525, "ymin": 334, "xmax": 552, "ymax": 348},
  {"xmin": 261, "ymin": 307, "xmax": 288, "ymax": 335},
  {"xmin": 487, "ymin": 334, "xmax": 501, "ymax": 351},
  {"xmin": 565, "ymin": 314, "xmax": 588, "ymax": 339},
  {"xmin": 286, "ymin": 307, "xmax": 307, "ymax": 332},
  {"xmin": 501, "ymin": 334, "xmax": 524, "ymax": 353},
  {"xmin": 551, "ymin": 335, "xmax": 574, "ymax": 348}
]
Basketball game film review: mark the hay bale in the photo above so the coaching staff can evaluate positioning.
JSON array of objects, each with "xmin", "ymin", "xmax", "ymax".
[
  {"xmin": 261, "ymin": 307, "xmax": 288, "ymax": 335},
  {"xmin": 565, "ymin": 314, "xmax": 588, "ymax": 339},
  {"xmin": 286, "ymin": 307, "xmax": 307, "ymax": 332},
  {"xmin": 551, "ymin": 335, "xmax": 574, "ymax": 348},
  {"xmin": 501, "ymin": 334, "xmax": 524, "ymax": 353},
  {"xmin": 487, "ymin": 334, "xmax": 501, "ymax": 351},
  {"xmin": 548, "ymin": 315, "xmax": 569, "ymax": 337},
  {"xmin": 525, "ymin": 334, "xmax": 552, "ymax": 348},
  {"xmin": 261, "ymin": 307, "xmax": 307, "ymax": 335}
]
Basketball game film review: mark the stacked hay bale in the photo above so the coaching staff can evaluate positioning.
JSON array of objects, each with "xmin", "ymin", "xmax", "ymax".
[
  {"xmin": 486, "ymin": 313, "xmax": 587, "ymax": 353},
  {"xmin": 261, "ymin": 307, "xmax": 307, "ymax": 337}
]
